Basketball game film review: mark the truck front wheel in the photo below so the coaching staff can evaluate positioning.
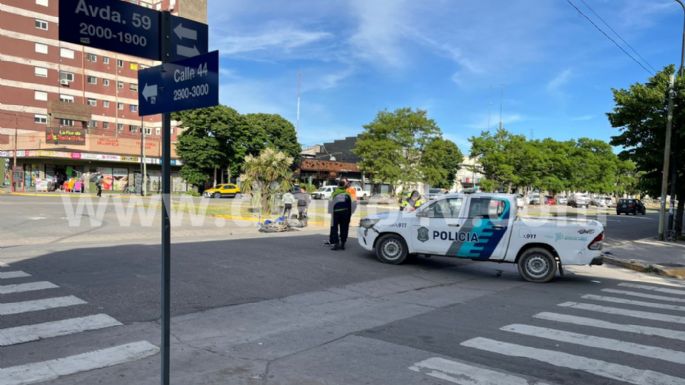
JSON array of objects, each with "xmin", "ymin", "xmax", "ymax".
[
  {"xmin": 375, "ymin": 234, "xmax": 408, "ymax": 265},
  {"xmin": 517, "ymin": 248, "xmax": 557, "ymax": 283}
]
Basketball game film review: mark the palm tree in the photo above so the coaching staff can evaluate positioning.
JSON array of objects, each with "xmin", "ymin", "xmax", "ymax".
[{"xmin": 240, "ymin": 148, "xmax": 293, "ymax": 216}]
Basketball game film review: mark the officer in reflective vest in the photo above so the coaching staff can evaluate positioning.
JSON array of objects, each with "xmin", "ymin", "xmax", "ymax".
[{"xmin": 400, "ymin": 190, "xmax": 425, "ymax": 212}]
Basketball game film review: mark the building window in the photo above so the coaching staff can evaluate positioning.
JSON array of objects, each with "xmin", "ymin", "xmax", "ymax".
[
  {"xmin": 103, "ymin": 57, "xmax": 110, "ymax": 64},
  {"xmin": 88, "ymin": 120, "xmax": 97, "ymax": 128},
  {"xmin": 129, "ymin": 125, "xmax": 139, "ymax": 133},
  {"xmin": 86, "ymin": 98, "xmax": 97, "ymax": 107},
  {"xmin": 129, "ymin": 104, "xmax": 138, "ymax": 112},
  {"xmin": 117, "ymin": 123, "xmax": 124, "ymax": 133},
  {"xmin": 117, "ymin": 103, "xmax": 124, "ymax": 110},
  {"xmin": 60, "ymin": 48, "xmax": 74, "ymax": 59},
  {"xmin": 35, "ymin": 19, "xmax": 48, "ymax": 30},
  {"xmin": 87, "ymin": 76, "xmax": 97, "ymax": 85},
  {"xmin": 60, "ymin": 94, "xmax": 74, "ymax": 103},
  {"xmin": 36, "ymin": 0, "xmax": 49, "ymax": 6},
  {"xmin": 34, "ymin": 114, "xmax": 47, "ymax": 124},
  {"xmin": 34, "ymin": 67, "xmax": 48, "ymax": 77},
  {"xmin": 35, "ymin": 43, "xmax": 48, "ymax": 54},
  {"xmin": 86, "ymin": 53, "xmax": 97, "ymax": 62},
  {"xmin": 59, "ymin": 119, "xmax": 74, "ymax": 127},
  {"xmin": 117, "ymin": 81, "xmax": 124, "ymax": 89},
  {"xmin": 102, "ymin": 121, "xmax": 109, "ymax": 129},
  {"xmin": 153, "ymin": 127, "xmax": 158, "ymax": 136},
  {"xmin": 34, "ymin": 91, "xmax": 48, "ymax": 101},
  {"xmin": 103, "ymin": 79, "xmax": 110, "ymax": 87},
  {"xmin": 103, "ymin": 100, "xmax": 110, "ymax": 108},
  {"xmin": 117, "ymin": 59, "xmax": 124, "ymax": 67},
  {"xmin": 59, "ymin": 71, "xmax": 74, "ymax": 84},
  {"xmin": 129, "ymin": 83, "xmax": 138, "ymax": 91}
]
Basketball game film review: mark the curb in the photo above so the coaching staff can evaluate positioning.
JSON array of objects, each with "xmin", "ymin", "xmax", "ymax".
[{"xmin": 603, "ymin": 254, "xmax": 685, "ymax": 280}]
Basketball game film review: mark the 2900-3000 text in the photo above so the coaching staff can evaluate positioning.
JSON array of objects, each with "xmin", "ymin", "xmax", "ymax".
[{"xmin": 173, "ymin": 84, "xmax": 210, "ymax": 101}]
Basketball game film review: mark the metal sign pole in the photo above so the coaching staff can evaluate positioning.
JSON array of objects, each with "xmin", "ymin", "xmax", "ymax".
[{"xmin": 160, "ymin": 11, "xmax": 172, "ymax": 385}]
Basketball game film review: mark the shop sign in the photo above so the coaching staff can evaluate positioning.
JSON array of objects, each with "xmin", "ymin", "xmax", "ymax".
[{"xmin": 46, "ymin": 127, "xmax": 86, "ymax": 145}]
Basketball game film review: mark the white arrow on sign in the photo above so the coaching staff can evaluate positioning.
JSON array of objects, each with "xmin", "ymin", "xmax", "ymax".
[
  {"xmin": 176, "ymin": 45, "xmax": 200, "ymax": 58},
  {"xmin": 142, "ymin": 83, "xmax": 158, "ymax": 103},
  {"xmin": 174, "ymin": 23, "xmax": 197, "ymax": 41}
]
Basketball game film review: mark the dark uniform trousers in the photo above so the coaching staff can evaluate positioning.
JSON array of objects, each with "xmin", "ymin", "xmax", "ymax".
[{"xmin": 330, "ymin": 210, "xmax": 351, "ymax": 245}]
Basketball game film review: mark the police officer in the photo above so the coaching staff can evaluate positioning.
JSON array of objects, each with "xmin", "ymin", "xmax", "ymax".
[
  {"xmin": 328, "ymin": 180, "xmax": 356, "ymax": 250},
  {"xmin": 400, "ymin": 190, "xmax": 424, "ymax": 212}
]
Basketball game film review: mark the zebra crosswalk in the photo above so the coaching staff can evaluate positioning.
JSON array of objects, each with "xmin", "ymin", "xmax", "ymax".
[
  {"xmin": 0, "ymin": 267, "xmax": 158, "ymax": 385},
  {"xmin": 409, "ymin": 279, "xmax": 685, "ymax": 385}
]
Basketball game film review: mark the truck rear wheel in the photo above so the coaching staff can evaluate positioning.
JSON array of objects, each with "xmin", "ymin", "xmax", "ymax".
[
  {"xmin": 517, "ymin": 248, "xmax": 557, "ymax": 283},
  {"xmin": 375, "ymin": 234, "xmax": 408, "ymax": 265}
]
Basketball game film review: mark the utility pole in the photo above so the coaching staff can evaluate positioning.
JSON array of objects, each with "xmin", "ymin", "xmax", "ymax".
[
  {"xmin": 12, "ymin": 113, "xmax": 17, "ymax": 192},
  {"xmin": 668, "ymin": 0, "xmax": 685, "ymax": 238},
  {"xmin": 140, "ymin": 118, "xmax": 146, "ymax": 196},
  {"xmin": 659, "ymin": 74, "xmax": 676, "ymax": 240},
  {"xmin": 498, "ymin": 85, "xmax": 504, "ymax": 130},
  {"xmin": 296, "ymin": 70, "xmax": 301, "ymax": 133}
]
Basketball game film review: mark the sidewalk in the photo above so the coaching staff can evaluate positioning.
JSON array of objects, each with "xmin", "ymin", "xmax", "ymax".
[{"xmin": 603, "ymin": 237, "xmax": 685, "ymax": 279}]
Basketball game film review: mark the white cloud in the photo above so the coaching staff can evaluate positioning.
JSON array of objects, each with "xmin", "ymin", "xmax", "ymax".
[
  {"xmin": 215, "ymin": 26, "xmax": 332, "ymax": 56},
  {"xmin": 546, "ymin": 68, "xmax": 573, "ymax": 93},
  {"xmin": 571, "ymin": 114, "xmax": 595, "ymax": 121},
  {"xmin": 466, "ymin": 113, "xmax": 525, "ymax": 131}
]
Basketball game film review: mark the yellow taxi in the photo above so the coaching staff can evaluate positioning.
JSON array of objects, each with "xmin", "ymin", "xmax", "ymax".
[{"xmin": 203, "ymin": 183, "xmax": 241, "ymax": 198}]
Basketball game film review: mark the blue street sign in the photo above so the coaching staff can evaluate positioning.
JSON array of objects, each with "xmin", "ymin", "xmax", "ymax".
[
  {"xmin": 59, "ymin": 0, "xmax": 161, "ymax": 60},
  {"xmin": 138, "ymin": 51, "xmax": 219, "ymax": 116},
  {"xmin": 169, "ymin": 15, "xmax": 208, "ymax": 62}
]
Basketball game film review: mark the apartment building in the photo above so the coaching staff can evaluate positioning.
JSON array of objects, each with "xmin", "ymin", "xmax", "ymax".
[{"xmin": 0, "ymin": 0, "xmax": 207, "ymax": 192}]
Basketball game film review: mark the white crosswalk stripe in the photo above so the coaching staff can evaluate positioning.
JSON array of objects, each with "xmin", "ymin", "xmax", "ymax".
[
  {"xmin": 409, "ymin": 357, "xmax": 556, "ymax": 385},
  {"xmin": 501, "ymin": 323, "xmax": 685, "ymax": 365},
  {"xmin": 0, "ymin": 281, "xmax": 57, "ymax": 294},
  {"xmin": 581, "ymin": 294, "xmax": 685, "ymax": 312},
  {"xmin": 534, "ymin": 312, "xmax": 685, "ymax": 342},
  {"xmin": 618, "ymin": 282, "xmax": 685, "ymax": 296},
  {"xmin": 0, "ymin": 341, "xmax": 159, "ymax": 385},
  {"xmin": 0, "ymin": 271, "xmax": 30, "ymax": 280},
  {"xmin": 0, "ymin": 314, "xmax": 122, "ymax": 347},
  {"xmin": 558, "ymin": 301, "xmax": 685, "ymax": 324},
  {"xmin": 461, "ymin": 337, "xmax": 685, "ymax": 385},
  {"xmin": 0, "ymin": 296, "xmax": 86, "ymax": 315},
  {"xmin": 602, "ymin": 288, "xmax": 685, "ymax": 303}
]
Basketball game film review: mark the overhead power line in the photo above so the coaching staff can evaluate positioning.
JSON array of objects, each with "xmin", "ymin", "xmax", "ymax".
[
  {"xmin": 577, "ymin": 0, "xmax": 658, "ymax": 73},
  {"xmin": 565, "ymin": 0, "xmax": 655, "ymax": 76}
]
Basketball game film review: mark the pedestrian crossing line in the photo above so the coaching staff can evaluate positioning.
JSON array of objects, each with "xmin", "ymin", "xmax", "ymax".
[
  {"xmin": 0, "ymin": 314, "xmax": 122, "ymax": 347},
  {"xmin": 0, "ymin": 281, "xmax": 58, "ymax": 295},
  {"xmin": 0, "ymin": 341, "xmax": 159, "ymax": 385},
  {"xmin": 501, "ymin": 324, "xmax": 685, "ymax": 365},
  {"xmin": 558, "ymin": 302, "xmax": 685, "ymax": 324},
  {"xmin": 581, "ymin": 294, "xmax": 685, "ymax": 312},
  {"xmin": 461, "ymin": 337, "xmax": 685, "ymax": 385},
  {"xmin": 618, "ymin": 283, "xmax": 685, "ymax": 296},
  {"xmin": 0, "ymin": 296, "xmax": 87, "ymax": 316},
  {"xmin": 0, "ymin": 262, "xmax": 8, "ymax": 267},
  {"xmin": 534, "ymin": 312, "xmax": 685, "ymax": 342},
  {"xmin": 602, "ymin": 288, "xmax": 685, "ymax": 304},
  {"xmin": 0, "ymin": 271, "xmax": 30, "ymax": 280},
  {"xmin": 409, "ymin": 357, "xmax": 556, "ymax": 385}
]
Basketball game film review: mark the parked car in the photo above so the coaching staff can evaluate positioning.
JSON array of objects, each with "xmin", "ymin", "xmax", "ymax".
[
  {"xmin": 528, "ymin": 193, "xmax": 541, "ymax": 205},
  {"xmin": 351, "ymin": 185, "xmax": 370, "ymax": 200},
  {"xmin": 311, "ymin": 185, "xmax": 337, "ymax": 200},
  {"xmin": 544, "ymin": 195, "xmax": 556, "ymax": 205},
  {"xmin": 203, "ymin": 183, "xmax": 240, "ymax": 198},
  {"xmin": 568, "ymin": 194, "xmax": 590, "ymax": 208},
  {"xmin": 516, "ymin": 194, "xmax": 526, "ymax": 209},
  {"xmin": 604, "ymin": 196, "xmax": 616, "ymax": 208},
  {"xmin": 616, "ymin": 198, "xmax": 646, "ymax": 215},
  {"xmin": 555, "ymin": 195, "xmax": 568, "ymax": 205},
  {"xmin": 358, "ymin": 192, "xmax": 605, "ymax": 283}
]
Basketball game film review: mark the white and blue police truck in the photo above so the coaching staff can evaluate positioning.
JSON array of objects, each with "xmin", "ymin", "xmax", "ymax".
[{"xmin": 358, "ymin": 193, "xmax": 605, "ymax": 283}]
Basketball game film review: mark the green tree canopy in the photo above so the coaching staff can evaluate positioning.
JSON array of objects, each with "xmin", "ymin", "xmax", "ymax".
[
  {"xmin": 239, "ymin": 148, "xmax": 293, "ymax": 215},
  {"xmin": 354, "ymin": 107, "xmax": 441, "ymax": 190},
  {"xmin": 420, "ymin": 137, "xmax": 464, "ymax": 188}
]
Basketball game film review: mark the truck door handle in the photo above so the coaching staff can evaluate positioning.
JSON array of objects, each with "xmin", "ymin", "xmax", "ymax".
[
  {"xmin": 492, "ymin": 225, "xmax": 505, "ymax": 230},
  {"xmin": 448, "ymin": 224, "xmax": 461, "ymax": 227}
]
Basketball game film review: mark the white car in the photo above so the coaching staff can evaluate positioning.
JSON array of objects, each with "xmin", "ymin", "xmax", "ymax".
[
  {"xmin": 311, "ymin": 185, "xmax": 337, "ymax": 199},
  {"xmin": 358, "ymin": 192, "xmax": 604, "ymax": 283}
]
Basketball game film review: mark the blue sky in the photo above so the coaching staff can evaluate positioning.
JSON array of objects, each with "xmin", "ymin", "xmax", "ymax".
[{"xmin": 207, "ymin": 0, "xmax": 681, "ymax": 152}]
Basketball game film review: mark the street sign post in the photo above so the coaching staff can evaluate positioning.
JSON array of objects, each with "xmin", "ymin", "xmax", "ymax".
[
  {"xmin": 58, "ymin": 2, "xmax": 214, "ymax": 384},
  {"xmin": 138, "ymin": 51, "xmax": 219, "ymax": 116},
  {"xmin": 58, "ymin": 0, "xmax": 161, "ymax": 60},
  {"xmin": 59, "ymin": 0, "xmax": 208, "ymax": 62}
]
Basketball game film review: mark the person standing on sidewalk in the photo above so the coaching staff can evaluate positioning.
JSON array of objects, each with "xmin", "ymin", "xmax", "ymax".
[
  {"xmin": 95, "ymin": 175, "xmax": 103, "ymax": 198},
  {"xmin": 328, "ymin": 180, "xmax": 356, "ymax": 250},
  {"xmin": 293, "ymin": 186, "xmax": 311, "ymax": 224},
  {"xmin": 282, "ymin": 190, "xmax": 296, "ymax": 220}
]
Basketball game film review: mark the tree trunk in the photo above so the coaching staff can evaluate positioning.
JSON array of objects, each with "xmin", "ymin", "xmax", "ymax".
[
  {"xmin": 676, "ymin": 188, "xmax": 684, "ymax": 238},
  {"xmin": 213, "ymin": 167, "xmax": 217, "ymax": 187}
]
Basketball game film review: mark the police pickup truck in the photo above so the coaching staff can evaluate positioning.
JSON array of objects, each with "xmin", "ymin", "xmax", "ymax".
[{"xmin": 358, "ymin": 193, "xmax": 604, "ymax": 283}]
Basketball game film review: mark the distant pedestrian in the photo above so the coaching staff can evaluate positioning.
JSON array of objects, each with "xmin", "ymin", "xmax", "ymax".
[
  {"xmin": 328, "ymin": 180, "xmax": 356, "ymax": 250},
  {"xmin": 282, "ymin": 190, "xmax": 296, "ymax": 219},
  {"xmin": 293, "ymin": 186, "xmax": 311, "ymax": 224},
  {"xmin": 95, "ymin": 175, "xmax": 103, "ymax": 197}
]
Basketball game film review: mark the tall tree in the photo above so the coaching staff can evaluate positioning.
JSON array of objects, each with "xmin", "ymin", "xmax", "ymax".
[
  {"xmin": 239, "ymin": 148, "xmax": 293, "ymax": 215},
  {"xmin": 354, "ymin": 107, "xmax": 440, "ymax": 191},
  {"xmin": 608, "ymin": 65, "xmax": 685, "ymax": 236},
  {"xmin": 420, "ymin": 137, "xmax": 464, "ymax": 188},
  {"xmin": 243, "ymin": 113, "xmax": 302, "ymax": 161}
]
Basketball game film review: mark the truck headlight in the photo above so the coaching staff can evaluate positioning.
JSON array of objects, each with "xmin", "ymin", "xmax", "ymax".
[{"xmin": 360, "ymin": 218, "xmax": 380, "ymax": 229}]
